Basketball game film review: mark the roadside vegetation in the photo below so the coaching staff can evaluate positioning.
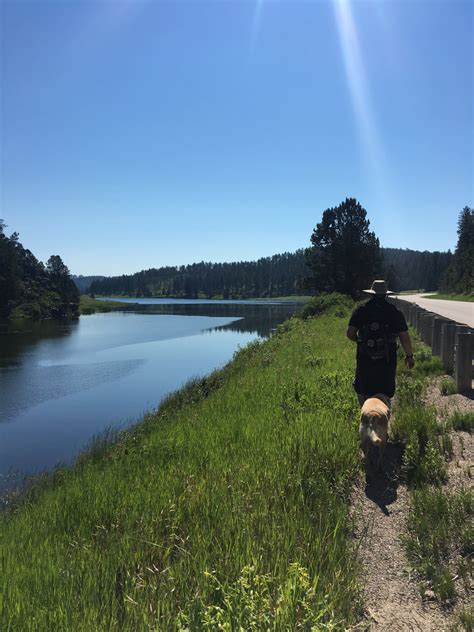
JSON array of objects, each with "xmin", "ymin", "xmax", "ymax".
[
  {"xmin": 390, "ymin": 332, "xmax": 473, "ymax": 613},
  {"xmin": 1, "ymin": 295, "xmax": 365, "ymax": 630},
  {"xmin": 440, "ymin": 376, "xmax": 457, "ymax": 396},
  {"xmin": 422, "ymin": 293, "xmax": 474, "ymax": 302}
]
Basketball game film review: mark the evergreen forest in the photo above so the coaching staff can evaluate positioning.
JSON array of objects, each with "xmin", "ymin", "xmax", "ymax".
[
  {"xmin": 88, "ymin": 247, "xmax": 452, "ymax": 299},
  {"xmin": 2, "ymin": 202, "xmax": 470, "ymax": 319},
  {"xmin": 0, "ymin": 221, "xmax": 79, "ymax": 319},
  {"xmin": 439, "ymin": 206, "xmax": 474, "ymax": 294}
]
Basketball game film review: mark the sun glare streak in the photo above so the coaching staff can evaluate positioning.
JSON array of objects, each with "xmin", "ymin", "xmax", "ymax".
[
  {"xmin": 68, "ymin": 0, "xmax": 142, "ymax": 54},
  {"xmin": 250, "ymin": 0, "xmax": 265, "ymax": 53},
  {"xmin": 332, "ymin": 0, "xmax": 386, "ymax": 188}
]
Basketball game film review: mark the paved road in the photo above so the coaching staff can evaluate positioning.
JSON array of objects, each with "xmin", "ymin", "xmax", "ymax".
[{"xmin": 395, "ymin": 294, "xmax": 474, "ymax": 327}]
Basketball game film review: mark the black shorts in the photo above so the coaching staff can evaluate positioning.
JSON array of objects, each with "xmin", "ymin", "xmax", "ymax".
[{"xmin": 353, "ymin": 362, "xmax": 396, "ymax": 398}]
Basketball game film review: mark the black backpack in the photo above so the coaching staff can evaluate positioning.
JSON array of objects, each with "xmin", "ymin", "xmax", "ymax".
[{"xmin": 357, "ymin": 308, "xmax": 397, "ymax": 362}]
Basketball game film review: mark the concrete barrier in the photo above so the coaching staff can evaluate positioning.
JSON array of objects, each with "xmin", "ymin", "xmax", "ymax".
[
  {"xmin": 389, "ymin": 297, "xmax": 473, "ymax": 394},
  {"xmin": 432, "ymin": 317, "xmax": 454, "ymax": 357},
  {"xmin": 420, "ymin": 312, "xmax": 436, "ymax": 346},
  {"xmin": 440, "ymin": 322, "xmax": 457, "ymax": 373},
  {"xmin": 415, "ymin": 308, "xmax": 425, "ymax": 334},
  {"xmin": 455, "ymin": 332, "xmax": 473, "ymax": 393}
]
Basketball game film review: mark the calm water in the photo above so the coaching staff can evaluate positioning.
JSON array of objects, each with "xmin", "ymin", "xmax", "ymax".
[{"xmin": 0, "ymin": 300, "xmax": 302, "ymax": 486}]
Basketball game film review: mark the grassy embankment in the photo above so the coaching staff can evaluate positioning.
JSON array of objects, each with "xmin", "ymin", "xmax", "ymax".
[
  {"xmin": 1, "ymin": 295, "xmax": 363, "ymax": 630},
  {"xmin": 2, "ymin": 294, "xmax": 472, "ymax": 629},
  {"xmin": 421, "ymin": 293, "xmax": 474, "ymax": 302},
  {"xmin": 79, "ymin": 295, "xmax": 138, "ymax": 315}
]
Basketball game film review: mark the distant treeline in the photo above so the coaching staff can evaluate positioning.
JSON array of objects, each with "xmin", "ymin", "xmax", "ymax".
[
  {"xmin": 382, "ymin": 248, "xmax": 452, "ymax": 293},
  {"xmin": 88, "ymin": 247, "xmax": 452, "ymax": 298},
  {"xmin": 0, "ymin": 221, "xmax": 79, "ymax": 319},
  {"xmin": 90, "ymin": 252, "xmax": 308, "ymax": 299},
  {"xmin": 72, "ymin": 275, "xmax": 106, "ymax": 293}
]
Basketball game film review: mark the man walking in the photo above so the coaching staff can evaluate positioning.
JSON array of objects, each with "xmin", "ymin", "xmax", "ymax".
[{"xmin": 346, "ymin": 280, "xmax": 415, "ymax": 405}]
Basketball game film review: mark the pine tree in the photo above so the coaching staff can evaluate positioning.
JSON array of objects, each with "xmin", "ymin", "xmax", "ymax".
[
  {"xmin": 304, "ymin": 198, "xmax": 382, "ymax": 297},
  {"xmin": 440, "ymin": 206, "xmax": 474, "ymax": 294}
]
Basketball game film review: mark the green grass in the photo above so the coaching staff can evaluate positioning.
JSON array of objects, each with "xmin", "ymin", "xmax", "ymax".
[
  {"xmin": 456, "ymin": 608, "xmax": 474, "ymax": 631},
  {"xmin": 440, "ymin": 377, "xmax": 457, "ymax": 396},
  {"xmin": 393, "ymin": 331, "xmax": 473, "ymax": 604},
  {"xmin": 421, "ymin": 293, "xmax": 474, "ymax": 302},
  {"xmin": 448, "ymin": 411, "xmax": 474, "ymax": 433},
  {"xmin": 1, "ymin": 308, "xmax": 367, "ymax": 630},
  {"xmin": 391, "ymin": 380, "xmax": 450, "ymax": 487},
  {"xmin": 298, "ymin": 292, "xmax": 356, "ymax": 320},
  {"xmin": 402, "ymin": 487, "xmax": 473, "ymax": 601},
  {"xmin": 79, "ymin": 295, "xmax": 137, "ymax": 315}
]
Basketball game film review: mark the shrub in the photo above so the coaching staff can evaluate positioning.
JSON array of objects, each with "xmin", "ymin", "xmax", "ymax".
[
  {"xmin": 440, "ymin": 377, "xmax": 456, "ymax": 396},
  {"xmin": 298, "ymin": 293, "xmax": 354, "ymax": 320}
]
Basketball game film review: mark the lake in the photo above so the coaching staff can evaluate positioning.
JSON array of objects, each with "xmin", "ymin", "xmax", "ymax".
[{"xmin": 0, "ymin": 299, "xmax": 303, "ymax": 489}]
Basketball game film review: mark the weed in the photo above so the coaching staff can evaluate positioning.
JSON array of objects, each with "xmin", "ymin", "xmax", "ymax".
[
  {"xmin": 457, "ymin": 608, "xmax": 474, "ymax": 631},
  {"xmin": 403, "ymin": 487, "xmax": 473, "ymax": 602},
  {"xmin": 440, "ymin": 377, "xmax": 457, "ymax": 396},
  {"xmin": 448, "ymin": 411, "xmax": 474, "ymax": 433}
]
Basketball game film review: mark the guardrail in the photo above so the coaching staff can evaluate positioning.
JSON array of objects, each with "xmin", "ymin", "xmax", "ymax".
[{"xmin": 389, "ymin": 297, "xmax": 473, "ymax": 394}]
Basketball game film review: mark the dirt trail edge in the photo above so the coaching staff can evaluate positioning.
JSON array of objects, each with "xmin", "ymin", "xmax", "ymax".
[{"xmin": 353, "ymin": 378, "xmax": 473, "ymax": 631}]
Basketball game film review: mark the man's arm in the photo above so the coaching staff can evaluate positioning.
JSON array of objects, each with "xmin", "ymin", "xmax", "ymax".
[
  {"xmin": 347, "ymin": 325, "xmax": 358, "ymax": 342},
  {"xmin": 399, "ymin": 331, "xmax": 415, "ymax": 369}
]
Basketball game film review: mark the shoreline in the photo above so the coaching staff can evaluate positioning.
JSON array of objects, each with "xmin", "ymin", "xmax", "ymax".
[{"xmin": 1, "ymin": 304, "xmax": 365, "ymax": 628}]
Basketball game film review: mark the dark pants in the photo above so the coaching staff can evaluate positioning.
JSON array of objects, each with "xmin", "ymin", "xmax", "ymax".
[{"xmin": 353, "ymin": 361, "xmax": 396, "ymax": 403}]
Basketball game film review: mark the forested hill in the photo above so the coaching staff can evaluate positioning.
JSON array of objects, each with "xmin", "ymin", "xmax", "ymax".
[
  {"xmin": 0, "ymin": 223, "xmax": 79, "ymax": 319},
  {"xmin": 382, "ymin": 248, "xmax": 452, "ymax": 293},
  {"xmin": 89, "ymin": 247, "xmax": 452, "ymax": 299},
  {"xmin": 72, "ymin": 275, "xmax": 106, "ymax": 293},
  {"xmin": 90, "ymin": 252, "xmax": 308, "ymax": 299}
]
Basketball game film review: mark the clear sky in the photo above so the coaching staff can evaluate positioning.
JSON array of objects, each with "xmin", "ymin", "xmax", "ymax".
[{"xmin": 1, "ymin": 0, "xmax": 472, "ymax": 276}]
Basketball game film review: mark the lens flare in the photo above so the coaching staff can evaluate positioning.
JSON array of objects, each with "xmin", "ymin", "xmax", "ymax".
[
  {"xmin": 250, "ymin": 0, "xmax": 265, "ymax": 52},
  {"xmin": 332, "ymin": 0, "xmax": 386, "ymax": 188}
]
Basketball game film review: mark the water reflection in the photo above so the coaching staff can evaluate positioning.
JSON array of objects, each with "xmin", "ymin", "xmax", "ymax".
[
  {"xmin": 110, "ymin": 299, "xmax": 301, "ymax": 337},
  {"xmin": 0, "ymin": 300, "xmax": 303, "ymax": 485},
  {"xmin": 0, "ymin": 319, "xmax": 79, "ymax": 368}
]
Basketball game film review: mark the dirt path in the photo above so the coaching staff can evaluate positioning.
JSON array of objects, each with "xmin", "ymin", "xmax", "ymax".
[{"xmin": 353, "ymin": 378, "xmax": 473, "ymax": 631}]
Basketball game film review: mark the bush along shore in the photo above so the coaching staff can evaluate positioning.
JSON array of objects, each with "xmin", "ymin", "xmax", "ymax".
[
  {"xmin": 1, "ymin": 295, "xmax": 363, "ymax": 630},
  {"xmin": 79, "ymin": 295, "xmax": 138, "ymax": 315}
]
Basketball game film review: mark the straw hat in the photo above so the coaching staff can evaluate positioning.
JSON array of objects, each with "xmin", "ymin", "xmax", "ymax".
[{"xmin": 362, "ymin": 279, "xmax": 395, "ymax": 295}]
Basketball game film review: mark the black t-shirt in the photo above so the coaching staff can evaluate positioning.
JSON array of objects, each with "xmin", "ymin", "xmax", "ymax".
[{"xmin": 348, "ymin": 297, "xmax": 408, "ymax": 366}]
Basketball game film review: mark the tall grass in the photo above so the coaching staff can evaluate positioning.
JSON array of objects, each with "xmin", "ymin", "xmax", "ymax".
[
  {"xmin": 402, "ymin": 487, "xmax": 473, "ymax": 601},
  {"xmin": 1, "ymin": 311, "xmax": 364, "ymax": 630},
  {"xmin": 392, "ymin": 331, "xmax": 473, "ymax": 604}
]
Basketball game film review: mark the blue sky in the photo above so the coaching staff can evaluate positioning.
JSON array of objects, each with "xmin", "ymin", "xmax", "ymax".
[{"xmin": 2, "ymin": 0, "xmax": 472, "ymax": 275}]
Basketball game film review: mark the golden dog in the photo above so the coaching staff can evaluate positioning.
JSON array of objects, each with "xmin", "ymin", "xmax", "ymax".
[{"xmin": 359, "ymin": 394, "xmax": 391, "ymax": 476}]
